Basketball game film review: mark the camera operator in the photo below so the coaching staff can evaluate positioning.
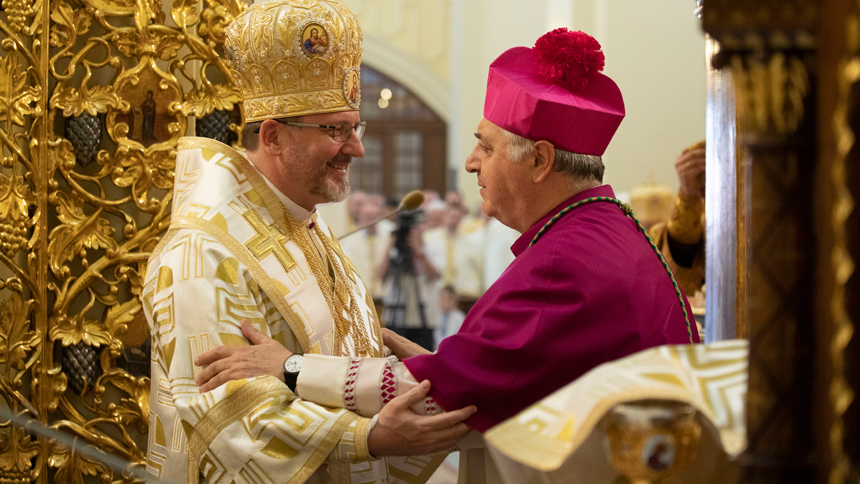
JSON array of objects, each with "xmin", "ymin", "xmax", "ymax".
[{"xmin": 378, "ymin": 209, "xmax": 440, "ymax": 350}]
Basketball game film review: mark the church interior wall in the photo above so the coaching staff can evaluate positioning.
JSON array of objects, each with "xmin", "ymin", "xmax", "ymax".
[{"xmin": 324, "ymin": 0, "xmax": 707, "ymax": 231}]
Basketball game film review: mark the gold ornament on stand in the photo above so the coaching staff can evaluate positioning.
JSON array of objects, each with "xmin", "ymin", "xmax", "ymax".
[{"xmin": 603, "ymin": 400, "xmax": 702, "ymax": 484}]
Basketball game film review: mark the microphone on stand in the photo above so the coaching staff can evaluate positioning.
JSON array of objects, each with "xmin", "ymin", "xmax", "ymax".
[{"xmin": 338, "ymin": 190, "xmax": 425, "ymax": 240}]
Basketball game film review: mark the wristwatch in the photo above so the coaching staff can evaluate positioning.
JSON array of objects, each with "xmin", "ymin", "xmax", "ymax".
[{"xmin": 283, "ymin": 354, "xmax": 303, "ymax": 393}]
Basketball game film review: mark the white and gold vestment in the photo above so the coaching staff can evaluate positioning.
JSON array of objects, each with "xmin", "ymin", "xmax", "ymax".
[{"xmin": 143, "ymin": 137, "xmax": 444, "ymax": 484}]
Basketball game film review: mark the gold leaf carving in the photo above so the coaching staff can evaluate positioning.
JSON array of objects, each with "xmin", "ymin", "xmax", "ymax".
[
  {"xmin": 183, "ymin": 83, "xmax": 241, "ymax": 117},
  {"xmin": 108, "ymin": 28, "xmax": 182, "ymax": 60},
  {"xmin": 134, "ymin": 0, "xmax": 165, "ymax": 36},
  {"xmin": 93, "ymin": 369, "xmax": 149, "ymax": 429},
  {"xmin": 0, "ymin": 426, "xmax": 38, "ymax": 476},
  {"xmin": 103, "ymin": 299, "xmax": 140, "ymax": 345},
  {"xmin": 50, "ymin": 438, "xmax": 111, "ymax": 484},
  {"xmin": 106, "ymin": 149, "xmax": 175, "ymax": 210},
  {"xmin": 48, "ymin": 191, "xmax": 118, "ymax": 277},
  {"xmin": 171, "ymin": 0, "xmax": 200, "ymax": 28},
  {"xmin": 117, "ymin": 266, "xmax": 144, "ymax": 297},
  {"xmin": 80, "ymin": 0, "xmax": 134, "ymax": 16},
  {"xmin": 50, "ymin": 313, "xmax": 111, "ymax": 347},
  {"xmin": 1, "ymin": 0, "xmax": 36, "ymax": 33},
  {"xmin": 0, "ymin": 53, "xmax": 39, "ymax": 126},
  {"xmin": 50, "ymin": 85, "xmax": 125, "ymax": 118},
  {"xmin": 0, "ymin": 292, "xmax": 38, "ymax": 376},
  {"xmin": 199, "ymin": 2, "xmax": 243, "ymax": 45},
  {"xmin": 15, "ymin": 0, "xmax": 242, "ymax": 477},
  {"xmin": 0, "ymin": 174, "xmax": 36, "ymax": 258},
  {"xmin": 48, "ymin": 137, "xmax": 75, "ymax": 174},
  {"xmin": 49, "ymin": 0, "xmax": 93, "ymax": 49}
]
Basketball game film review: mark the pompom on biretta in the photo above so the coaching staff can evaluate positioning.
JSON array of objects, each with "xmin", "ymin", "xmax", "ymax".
[{"xmin": 533, "ymin": 28, "xmax": 605, "ymax": 91}]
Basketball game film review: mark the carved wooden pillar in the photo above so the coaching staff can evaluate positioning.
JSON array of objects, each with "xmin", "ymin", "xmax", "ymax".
[
  {"xmin": 704, "ymin": 2, "xmax": 819, "ymax": 483},
  {"xmin": 705, "ymin": 1, "xmax": 859, "ymax": 483},
  {"xmin": 815, "ymin": 1, "xmax": 858, "ymax": 482}
]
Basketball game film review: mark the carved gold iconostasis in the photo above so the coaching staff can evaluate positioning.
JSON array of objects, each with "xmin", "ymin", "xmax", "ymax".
[{"xmin": 0, "ymin": 0, "xmax": 242, "ymax": 480}]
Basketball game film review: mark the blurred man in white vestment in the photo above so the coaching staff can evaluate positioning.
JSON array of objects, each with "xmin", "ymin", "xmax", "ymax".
[
  {"xmin": 423, "ymin": 204, "xmax": 485, "ymax": 299},
  {"xmin": 340, "ymin": 196, "xmax": 391, "ymax": 300}
]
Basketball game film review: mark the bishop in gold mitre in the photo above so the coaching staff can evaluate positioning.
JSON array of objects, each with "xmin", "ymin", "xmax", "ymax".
[{"xmin": 142, "ymin": 1, "xmax": 464, "ymax": 482}]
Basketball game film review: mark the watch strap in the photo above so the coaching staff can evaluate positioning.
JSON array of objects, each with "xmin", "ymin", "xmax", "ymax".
[{"xmin": 284, "ymin": 368, "xmax": 298, "ymax": 393}]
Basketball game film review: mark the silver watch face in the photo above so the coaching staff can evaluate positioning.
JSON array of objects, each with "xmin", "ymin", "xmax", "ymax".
[{"xmin": 283, "ymin": 354, "xmax": 302, "ymax": 373}]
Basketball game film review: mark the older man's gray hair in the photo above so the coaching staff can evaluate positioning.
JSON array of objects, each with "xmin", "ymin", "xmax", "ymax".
[{"xmin": 503, "ymin": 130, "xmax": 605, "ymax": 182}]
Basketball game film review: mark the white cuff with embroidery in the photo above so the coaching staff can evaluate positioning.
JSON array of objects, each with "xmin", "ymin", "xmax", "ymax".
[{"xmin": 296, "ymin": 354, "xmax": 441, "ymax": 417}]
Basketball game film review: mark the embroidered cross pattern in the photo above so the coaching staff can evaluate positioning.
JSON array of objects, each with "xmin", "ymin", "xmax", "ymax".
[{"xmin": 243, "ymin": 210, "xmax": 297, "ymax": 274}]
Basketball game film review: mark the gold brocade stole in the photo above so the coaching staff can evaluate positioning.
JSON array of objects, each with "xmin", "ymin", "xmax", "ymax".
[
  {"xmin": 325, "ymin": 227, "xmax": 386, "ymax": 354},
  {"xmin": 174, "ymin": 137, "xmax": 383, "ymax": 358},
  {"xmin": 290, "ymin": 212, "xmax": 380, "ymax": 357}
]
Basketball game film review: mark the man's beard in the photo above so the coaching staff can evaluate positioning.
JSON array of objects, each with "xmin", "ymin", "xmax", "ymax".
[
  {"xmin": 311, "ymin": 158, "xmax": 351, "ymax": 203},
  {"xmin": 285, "ymin": 146, "xmax": 351, "ymax": 203}
]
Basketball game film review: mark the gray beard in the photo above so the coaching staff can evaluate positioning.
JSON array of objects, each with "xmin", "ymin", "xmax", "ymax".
[
  {"xmin": 284, "ymin": 145, "xmax": 352, "ymax": 204},
  {"xmin": 312, "ymin": 170, "xmax": 351, "ymax": 203}
]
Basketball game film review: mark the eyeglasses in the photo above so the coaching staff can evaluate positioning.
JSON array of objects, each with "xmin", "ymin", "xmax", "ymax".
[{"xmin": 260, "ymin": 119, "xmax": 366, "ymax": 142}]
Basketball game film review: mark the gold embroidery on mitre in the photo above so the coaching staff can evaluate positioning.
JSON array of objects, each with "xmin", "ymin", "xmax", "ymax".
[{"xmin": 224, "ymin": 0, "xmax": 363, "ymax": 121}]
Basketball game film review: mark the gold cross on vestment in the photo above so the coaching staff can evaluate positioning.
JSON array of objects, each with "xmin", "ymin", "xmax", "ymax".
[{"xmin": 243, "ymin": 210, "xmax": 297, "ymax": 274}]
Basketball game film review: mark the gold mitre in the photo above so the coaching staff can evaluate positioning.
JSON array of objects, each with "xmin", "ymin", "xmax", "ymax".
[{"xmin": 224, "ymin": 0, "xmax": 362, "ymax": 122}]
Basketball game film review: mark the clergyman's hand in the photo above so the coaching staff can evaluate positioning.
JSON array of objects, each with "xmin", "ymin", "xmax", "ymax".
[
  {"xmin": 675, "ymin": 147, "xmax": 706, "ymax": 199},
  {"xmin": 382, "ymin": 328, "xmax": 431, "ymax": 359},
  {"xmin": 195, "ymin": 320, "xmax": 292, "ymax": 393},
  {"xmin": 368, "ymin": 380, "xmax": 476, "ymax": 456}
]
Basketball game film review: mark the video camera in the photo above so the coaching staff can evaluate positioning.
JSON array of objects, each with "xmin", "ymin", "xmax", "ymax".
[{"xmin": 391, "ymin": 210, "xmax": 423, "ymax": 269}]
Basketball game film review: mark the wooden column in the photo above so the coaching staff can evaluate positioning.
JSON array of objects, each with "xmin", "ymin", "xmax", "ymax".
[
  {"xmin": 704, "ymin": 2, "xmax": 819, "ymax": 483},
  {"xmin": 813, "ymin": 1, "xmax": 857, "ymax": 482},
  {"xmin": 704, "ymin": 1, "xmax": 859, "ymax": 482}
]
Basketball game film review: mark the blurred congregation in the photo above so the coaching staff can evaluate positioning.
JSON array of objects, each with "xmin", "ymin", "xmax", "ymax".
[{"xmin": 331, "ymin": 188, "xmax": 519, "ymax": 350}]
